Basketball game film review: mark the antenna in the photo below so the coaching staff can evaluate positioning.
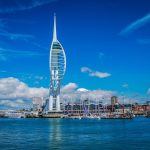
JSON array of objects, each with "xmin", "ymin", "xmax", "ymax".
[{"xmin": 53, "ymin": 13, "xmax": 57, "ymax": 42}]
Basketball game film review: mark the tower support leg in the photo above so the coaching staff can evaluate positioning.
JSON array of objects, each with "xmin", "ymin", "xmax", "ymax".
[
  {"xmin": 49, "ymin": 95, "xmax": 53, "ymax": 111},
  {"xmin": 56, "ymin": 95, "xmax": 60, "ymax": 111}
]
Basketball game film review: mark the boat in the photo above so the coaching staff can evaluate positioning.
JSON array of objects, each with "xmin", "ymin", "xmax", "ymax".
[
  {"xmin": 70, "ymin": 116, "xmax": 82, "ymax": 119},
  {"xmin": 101, "ymin": 113, "xmax": 133, "ymax": 119},
  {"xmin": 5, "ymin": 111, "xmax": 25, "ymax": 118},
  {"xmin": 144, "ymin": 112, "xmax": 150, "ymax": 118}
]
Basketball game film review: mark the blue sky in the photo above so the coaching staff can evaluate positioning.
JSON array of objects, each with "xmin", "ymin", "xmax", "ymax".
[{"xmin": 0, "ymin": 0, "xmax": 150, "ymax": 105}]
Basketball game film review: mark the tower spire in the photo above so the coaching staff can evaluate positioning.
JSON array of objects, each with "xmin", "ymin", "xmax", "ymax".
[{"xmin": 53, "ymin": 13, "xmax": 57, "ymax": 42}]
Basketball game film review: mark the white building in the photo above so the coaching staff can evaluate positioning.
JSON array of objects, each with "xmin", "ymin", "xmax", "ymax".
[{"xmin": 32, "ymin": 97, "xmax": 44, "ymax": 111}]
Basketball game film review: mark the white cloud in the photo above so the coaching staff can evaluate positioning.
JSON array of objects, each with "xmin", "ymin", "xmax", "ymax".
[
  {"xmin": 0, "ymin": 100, "xmax": 19, "ymax": 108},
  {"xmin": 77, "ymin": 88, "xmax": 89, "ymax": 92},
  {"xmin": 61, "ymin": 89, "xmax": 115, "ymax": 104},
  {"xmin": 0, "ymin": 30, "xmax": 34, "ymax": 41},
  {"xmin": 61, "ymin": 83, "xmax": 78, "ymax": 93},
  {"xmin": 122, "ymin": 83, "xmax": 128, "ymax": 88},
  {"xmin": 89, "ymin": 71, "xmax": 111, "ymax": 78},
  {"xmin": 35, "ymin": 76, "xmax": 44, "ymax": 80},
  {"xmin": 0, "ymin": 19, "xmax": 34, "ymax": 41},
  {"xmin": 81, "ymin": 67, "xmax": 92, "ymax": 73},
  {"xmin": 16, "ymin": 99, "xmax": 24, "ymax": 104},
  {"xmin": 0, "ymin": 99, "xmax": 28, "ymax": 108},
  {"xmin": 0, "ymin": 77, "xmax": 49, "ymax": 109},
  {"xmin": 120, "ymin": 13, "xmax": 150, "ymax": 35},
  {"xmin": 0, "ymin": 0, "xmax": 57, "ymax": 13},
  {"xmin": 81, "ymin": 67, "xmax": 111, "ymax": 78},
  {"xmin": 60, "ymin": 83, "xmax": 115, "ymax": 104},
  {"xmin": 0, "ymin": 77, "xmax": 48, "ymax": 100},
  {"xmin": 0, "ymin": 47, "xmax": 45, "ymax": 61}
]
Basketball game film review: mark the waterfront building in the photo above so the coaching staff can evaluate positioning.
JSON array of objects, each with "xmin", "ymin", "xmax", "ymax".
[
  {"xmin": 111, "ymin": 96, "xmax": 118, "ymax": 105},
  {"xmin": 146, "ymin": 101, "xmax": 150, "ymax": 105},
  {"xmin": 49, "ymin": 14, "xmax": 66, "ymax": 112},
  {"xmin": 32, "ymin": 97, "xmax": 43, "ymax": 111}
]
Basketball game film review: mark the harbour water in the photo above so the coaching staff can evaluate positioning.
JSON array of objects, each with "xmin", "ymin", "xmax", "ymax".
[{"xmin": 0, "ymin": 117, "xmax": 150, "ymax": 150}]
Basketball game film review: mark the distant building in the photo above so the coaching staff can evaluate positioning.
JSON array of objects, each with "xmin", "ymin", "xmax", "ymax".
[
  {"xmin": 111, "ymin": 96, "xmax": 118, "ymax": 105},
  {"xmin": 146, "ymin": 101, "xmax": 150, "ymax": 105},
  {"xmin": 32, "ymin": 97, "xmax": 43, "ymax": 111}
]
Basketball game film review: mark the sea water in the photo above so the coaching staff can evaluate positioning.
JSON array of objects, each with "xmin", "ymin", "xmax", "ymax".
[{"xmin": 0, "ymin": 117, "xmax": 150, "ymax": 150}]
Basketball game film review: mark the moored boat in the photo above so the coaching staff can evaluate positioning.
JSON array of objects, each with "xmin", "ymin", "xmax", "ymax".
[{"xmin": 5, "ymin": 111, "xmax": 25, "ymax": 118}]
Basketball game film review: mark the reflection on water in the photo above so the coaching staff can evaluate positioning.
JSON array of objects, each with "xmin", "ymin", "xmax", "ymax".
[{"xmin": 48, "ymin": 119, "xmax": 62, "ymax": 148}]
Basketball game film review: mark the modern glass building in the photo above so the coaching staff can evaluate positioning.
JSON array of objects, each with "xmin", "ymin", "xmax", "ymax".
[{"xmin": 49, "ymin": 14, "xmax": 66, "ymax": 112}]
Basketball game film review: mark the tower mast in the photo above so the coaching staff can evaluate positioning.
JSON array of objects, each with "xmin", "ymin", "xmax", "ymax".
[{"xmin": 53, "ymin": 13, "xmax": 57, "ymax": 42}]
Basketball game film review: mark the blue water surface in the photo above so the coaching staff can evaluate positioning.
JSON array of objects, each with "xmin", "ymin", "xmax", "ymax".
[{"xmin": 0, "ymin": 117, "xmax": 150, "ymax": 150}]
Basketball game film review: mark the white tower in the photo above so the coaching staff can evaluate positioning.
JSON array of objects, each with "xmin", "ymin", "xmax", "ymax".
[{"xmin": 49, "ymin": 14, "xmax": 66, "ymax": 112}]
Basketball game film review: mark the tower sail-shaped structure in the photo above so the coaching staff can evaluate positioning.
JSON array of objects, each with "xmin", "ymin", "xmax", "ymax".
[{"xmin": 49, "ymin": 14, "xmax": 66, "ymax": 112}]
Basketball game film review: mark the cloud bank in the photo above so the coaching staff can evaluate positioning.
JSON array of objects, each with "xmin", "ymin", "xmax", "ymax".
[
  {"xmin": 0, "ymin": 77, "xmax": 48, "ymax": 109},
  {"xmin": 1, "ymin": 77, "xmax": 145, "ymax": 109},
  {"xmin": 61, "ymin": 89, "xmax": 115, "ymax": 105},
  {"xmin": 0, "ymin": 77, "xmax": 115, "ymax": 109},
  {"xmin": 0, "ymin": 77, "xmax": 48, "ymax": 99},
  {"xmin": 81, "ymin": 67, "xmax": 111, "ymax": 78},
  {"xmin": 60, "ymin": 81, "xmax": 115, "ymax": 104}
]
